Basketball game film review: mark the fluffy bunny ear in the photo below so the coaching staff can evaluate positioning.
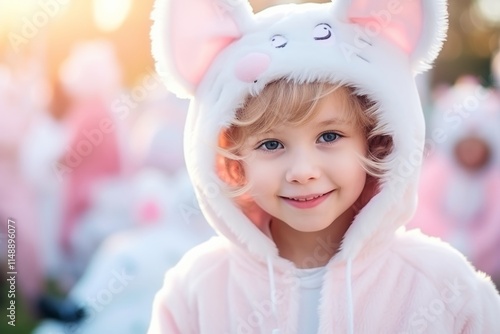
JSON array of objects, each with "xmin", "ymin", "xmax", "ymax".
[
  {"xmin": 334, "ymin": 0, "xmax": 448, "ymax": 73},
  {"xmin": 151, "ymin": 0, "xmax": 254, "ymax": 98}
]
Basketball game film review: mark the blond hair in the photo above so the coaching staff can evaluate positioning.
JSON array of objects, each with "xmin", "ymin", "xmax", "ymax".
[{"xmin": 217, "ymin": 80, "xmax": 392, "ymax": 196}]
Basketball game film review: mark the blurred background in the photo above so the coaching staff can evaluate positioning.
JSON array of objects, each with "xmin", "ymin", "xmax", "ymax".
[
  {"xmin": 0, "ymin": 0, "xmax": 499, "ymax": 333},
  {"xmin": 0, "ymin": 0, "xmax": 499, "ymax": 90}
]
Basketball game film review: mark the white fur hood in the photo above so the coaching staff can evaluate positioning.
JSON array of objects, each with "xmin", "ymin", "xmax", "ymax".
[{"xmin": 150, "ymin": 0, "xmax": 448, "ymax": 264}]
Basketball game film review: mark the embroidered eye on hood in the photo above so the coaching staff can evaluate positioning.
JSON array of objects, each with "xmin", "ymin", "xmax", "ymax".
[{"xmin": 313, "ymin": 23, "xmax": 333, "ymax": 41}]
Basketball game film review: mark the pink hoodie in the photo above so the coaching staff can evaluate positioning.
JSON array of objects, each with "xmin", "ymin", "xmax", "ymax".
[{"xmin": 148, "ymin": 0, "xmax": 500, "ymax": 333}]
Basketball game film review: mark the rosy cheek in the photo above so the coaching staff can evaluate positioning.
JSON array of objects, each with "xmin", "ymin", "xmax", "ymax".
[{"xmin": 234, "ymin": 52, "xmax": 271, "ymax": 83}]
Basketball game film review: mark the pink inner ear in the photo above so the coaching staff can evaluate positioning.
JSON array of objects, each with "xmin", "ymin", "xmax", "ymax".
[
  {"xmin": 170, "ymin": 0, "xmax": 242, "ymax": 88},
  {"xmin": 348, "ymin": 0, "xmax": 422, "ymax": 54}
]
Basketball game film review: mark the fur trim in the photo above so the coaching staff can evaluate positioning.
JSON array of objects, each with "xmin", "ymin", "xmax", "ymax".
[{"xmin": 412, "ymin": 0, "xmax": 448, "ymax": 72}]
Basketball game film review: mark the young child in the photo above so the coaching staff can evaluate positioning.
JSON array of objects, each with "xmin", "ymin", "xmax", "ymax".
[{"xmin": 148, "ymin": 0, "xmax": 500, "ymax": 333}]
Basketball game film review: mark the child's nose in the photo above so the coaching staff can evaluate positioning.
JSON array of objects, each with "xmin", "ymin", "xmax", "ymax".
[{"xmin": 285, "ymin": 157, "xmax": 321, "ymax": 184}]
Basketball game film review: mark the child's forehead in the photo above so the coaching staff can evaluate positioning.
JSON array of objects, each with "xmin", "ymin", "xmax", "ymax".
[
  {"xmin": 259, "ymin": 105, "xmax": 356, "ymax": 135},
  {"xmin": 311, "ymin": 88, "xmax": 361, "ymax": 120},
  {"xmin": 287, "ymin": 106, "xmax": 354, "ymax": 127}
]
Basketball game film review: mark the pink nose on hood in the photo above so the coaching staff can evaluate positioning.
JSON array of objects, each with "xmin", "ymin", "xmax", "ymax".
[{"xmin": 234, "ymin": 52, "xmax": 271, "ymax": 83}]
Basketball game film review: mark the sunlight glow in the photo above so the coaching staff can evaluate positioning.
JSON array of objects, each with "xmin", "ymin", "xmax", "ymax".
[
  {"xmin": 475, "ymin": 0, "xmax": 500, "ymax": 26},
  {"xmin": 92, "ymin": 0, "xmax": 132, "ymax": 32},
  {"xmin": 0, "ymin": 0, "xmax": 41, "ymax": 35}
]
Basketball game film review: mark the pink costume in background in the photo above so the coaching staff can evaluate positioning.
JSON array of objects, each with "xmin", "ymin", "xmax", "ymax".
[
  {"xmin": 33, "ymin": 85, "xmax": 215, "ymax": 334},
  {"xmin": 57, "ymin": 41, "xmax": 126, "ymax": 283},
  {"xmin": 409, "ymin": 78, "xmax": 500, "ymax": 282},
  {"xmin": 0, "ymin": 62, "xmax": 46, "ymax": 309},
  {"xmin": 60, "ymin": 100, "xmax": 122, "ymax": 252}
]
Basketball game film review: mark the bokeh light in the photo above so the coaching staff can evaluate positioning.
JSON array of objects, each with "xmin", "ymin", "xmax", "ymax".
[
  {"xmin": 92, "ymin": 0, "xmax": 133, "ymax": 32},
  {"xmin": 475, "ymin": 0, "xmax": 500, "ymax": 26}
]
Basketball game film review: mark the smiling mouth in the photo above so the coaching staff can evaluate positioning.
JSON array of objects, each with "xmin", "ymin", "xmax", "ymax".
[{"xmin": 282, "ymin": 190, "xmax": 334, "ymax": 202}]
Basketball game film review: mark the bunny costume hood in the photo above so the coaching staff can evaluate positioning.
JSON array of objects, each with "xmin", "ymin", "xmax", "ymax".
[
  {"xmin": 149, "ymin": 1, "xmax": 500, "ymax": 333},
  {"xmin": 152, "ymin": 0, "xmax": 446, "ymax": 263}
]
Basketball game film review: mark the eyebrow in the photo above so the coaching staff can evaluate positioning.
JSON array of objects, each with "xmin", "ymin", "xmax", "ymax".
[
  {"xmin": 315, "ymin": 118, "xmax": 351, "ymax": 127},
  {"xmin": 254, "ymin": 117, "xmax": 352, "ymax": 139}
]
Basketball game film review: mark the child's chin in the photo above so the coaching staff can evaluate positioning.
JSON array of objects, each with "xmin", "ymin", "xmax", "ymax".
[{"xmin": 291, "ymin": 221, "xmax": 333, "ymax": 233}]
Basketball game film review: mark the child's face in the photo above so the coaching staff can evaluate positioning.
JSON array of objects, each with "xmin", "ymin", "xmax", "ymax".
[{"xmin": 241, "ymin": 92, "xmax": 367, "ymax": 233}]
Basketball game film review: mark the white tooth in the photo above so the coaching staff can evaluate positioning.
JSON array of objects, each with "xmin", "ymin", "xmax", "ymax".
[{"xmin": 291, "ymin": 195, "xmax": 324, "ymax": 202}]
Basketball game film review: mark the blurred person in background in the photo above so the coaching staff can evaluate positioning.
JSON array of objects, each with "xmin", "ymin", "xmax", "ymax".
[
  {"xmin": 0, "ymin": 58, "xmax": 49, "ymax": 315},
  {"xmin": 33, "ymin": 84, "xmax": 214, "ymax": 334},
  {"xmin": 409, "ymin": 77, "xmax": 500, "ymax": 287},
  {"xmin": 18, "ymin": 74, "xmax": 68, "ymax": 294},
  {"xmin": 55, "ymin": 40, "xmax": 130, "ymax": 288}
]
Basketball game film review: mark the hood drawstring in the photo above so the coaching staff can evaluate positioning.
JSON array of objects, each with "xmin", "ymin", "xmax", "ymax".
[
  {"xmin": 346, "ymin": 258, "xmax": 354, "ymax": 334},
  {"xmin": 266, "ymin": 256, "xmax": 280, "ymax": 334}
]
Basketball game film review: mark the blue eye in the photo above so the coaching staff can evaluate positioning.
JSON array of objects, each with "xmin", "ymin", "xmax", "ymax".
[
  {"xmin": 258, "ymin": 140, "xmax": 283, "ymax": 151},
  {"xmin": 318, "ymin": 132, "xmax": 340, "ymax": 143}
]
